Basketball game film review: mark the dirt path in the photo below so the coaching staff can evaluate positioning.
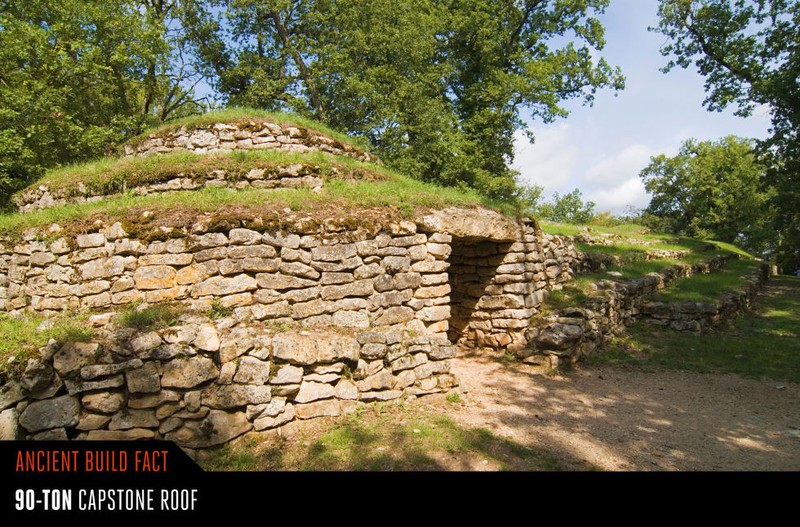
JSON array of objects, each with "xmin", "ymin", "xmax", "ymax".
[{"xmin": 447, "ymin": 355, "xmax": 800, "ymax": 471}]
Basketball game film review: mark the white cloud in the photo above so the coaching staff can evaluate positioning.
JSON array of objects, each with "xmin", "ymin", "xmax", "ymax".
[
  {"xmin": 584, "ymin": 144, "xmax": 657, "ymax": 186},
  {"xmin": 512, "ymin": 124, "xmax": 578, "ymax": 194},
  {"xmin": 587, "ymin": 177, "xmax": 650, "ymax": 213}
]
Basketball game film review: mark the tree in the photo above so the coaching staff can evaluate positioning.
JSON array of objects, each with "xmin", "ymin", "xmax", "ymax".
[
  {"xmin": 639, "ymin": 136, "xmax": 774, "ymax": 255},
  {"xmin": 0, "ymin": 1, "xmax": 207, "ymax": 206},
  {"xmin": 652, "ymin": 0, "xmax": 799, "ymax": 270},
  {"xmin": 199, "ymin": 0, "xmax": 624, "ymax": 201},
  {"xmin": 537, "ymin": 188, "xmax": 596, "ymax": 224}
]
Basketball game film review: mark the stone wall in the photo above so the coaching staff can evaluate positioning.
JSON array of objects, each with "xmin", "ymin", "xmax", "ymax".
[
  {"xmin": 0, "ymin": 208, "xmax": 582, "ymax": 352},
  {"xmin": 525, "ymin": 254, "xmax": 753, "ymax": 365},
  {"xmin": 0, "ymin": 321, "xmax": 456, "ymax": 452},
  {"xmin": 0, "ymin": 206, "xmax": 591, "ymax": 448},
  {"xmin": 14, "ymin": 162, "xmax": 337, "ymax": 213},
  {"xmin": 639, "ymin": 263, "xmax": 769, "ymax": 332},
  {"xmin": 122, "ymin": 121, "xmax": 377, "ymax": 162}
]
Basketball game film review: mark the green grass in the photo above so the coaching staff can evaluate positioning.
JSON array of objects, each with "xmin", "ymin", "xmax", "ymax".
[
  {"xmin": 124, "ymin": 108, "xmax": 371, "ymax": 151},
  {"xmin": 115, "ymin": 304, "xmax": 181, "ymax": 330},
  {"xmin": 20, "ymin": 150, "xmax": 382, "ymax": 199},
  {"xmin": 653, "ymin": 258, "xmax": 761, "ymax": 303},
  {"xmin": 0, "ymin": 313, "xmax": 94, "ymax": 380},
  {"xmin": 0, "ymin": 171, "xmax": 516, "ymax": 237},
  {"xmin": 590, "ymin": 277, "xmax": 800, "ymax": 383},
  {"xmin": 201, "ymin": 405, "xmax": 587, "ymax": 471}
]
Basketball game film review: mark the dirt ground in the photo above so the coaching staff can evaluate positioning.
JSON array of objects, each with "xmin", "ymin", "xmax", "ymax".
[{"xmin": 446, "ymin": 354, "xmax": 800, "ymax": 471}]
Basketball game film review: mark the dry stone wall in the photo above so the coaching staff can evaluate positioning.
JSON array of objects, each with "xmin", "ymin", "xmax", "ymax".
[
  {"xmin": 525, "ymin": 254, "xmax": 761, "ymax": 366},
  {"xmin": 123, "ymin": 121, "xmax": 377, "ymax": 162},
  {"xmin": 0, "ymin": 207, "xmax": 590, "ymax": 448},
  {"xmin": 639, "ymin": 263, "xmax": 769, "ymax": 332},
  {"xmin": 14, "ymin": 162, "xmax": 332, "ymax": 213},
  {"xmin": 0, "ymin": 320, "xmax": 456, "ymax": 450}
]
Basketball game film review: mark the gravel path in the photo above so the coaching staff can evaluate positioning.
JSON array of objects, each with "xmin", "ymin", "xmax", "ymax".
[{"xmin": 448, "ymin": 355, "xmax": 800, "ymax": 471}]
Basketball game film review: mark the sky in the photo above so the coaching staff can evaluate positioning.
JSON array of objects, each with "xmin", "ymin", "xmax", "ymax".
[{"xmin": 512, "ymin": 0, "xmax": 772, "ymax": 214}]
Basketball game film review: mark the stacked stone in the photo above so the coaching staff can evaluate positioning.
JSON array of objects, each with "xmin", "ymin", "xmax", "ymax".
[
  {"xmin": 14, "ymin": 164, "xmax": 327, "ymax": 214},
  {"xmin": 640, "ymin": 262, "xmax": 768, "ymax": 332},
  {"xmin": 122, "ymin": 122, "xmax": 377, "ymax": 163},
  {"xmin": 0, "ymin": 221, "xmax": 459, "ymax": 339},
  {"xmin": 0, "ymin": 320, "xmax": 456, "ymax": 447},
  {"xmin": 525, "ymin": 254, "xmax": 745, "ymax": 365}
]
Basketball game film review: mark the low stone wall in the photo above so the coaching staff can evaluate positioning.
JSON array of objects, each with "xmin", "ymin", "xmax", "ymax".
[
  {"xmin": 525, "ymin": 254, "xmax": 741, "ymax": 365},
  {"xmin": 122, "ymin": 121, "xmax": 377, "ymax": 162},
  {"xmin": 573, "ymin": 249, "xmax": 691, "ymax": 274},
  {"xmin": 640, "ymin": 263, "xmax": 769, "ymax": 332},
  {"xmin": 0, "ymin": 321, "xmax": 455, "ymax": 452},
  {"xmin": 14, "ymin": 162, "xmax": 344, "ymax": 213}
]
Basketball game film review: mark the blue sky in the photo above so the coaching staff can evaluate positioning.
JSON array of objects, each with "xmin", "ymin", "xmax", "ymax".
[{"xmin": 512, "ymin": 0, "xmax": 772, "ymax": 214}]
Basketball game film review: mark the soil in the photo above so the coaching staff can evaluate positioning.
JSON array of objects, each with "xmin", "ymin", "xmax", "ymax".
[{"xmin": 445, "ymin": 353, "xmax": 800, "ymax": 471}]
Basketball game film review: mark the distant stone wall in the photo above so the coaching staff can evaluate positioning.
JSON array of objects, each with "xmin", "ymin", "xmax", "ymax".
[
  {"xmin": 123, "ymin": 121, "xmax": 377, "ymax": 162},
  {"xmin": 0, "ymin": 322, "xmax": 456, "ymax": 453},
  {"xmin": 524, "ymin": 254, "xmax": 756, "ymax": 365},
  {"xmin": 639, "ymin": 263, "xmax": 769, "ymax": 332}
]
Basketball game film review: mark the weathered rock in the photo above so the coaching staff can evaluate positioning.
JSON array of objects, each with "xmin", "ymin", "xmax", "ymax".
[
  {"xmin": 0, "ymin": 408, "xmax": 21, "ymax": 440},
  {"xmin": 161, "ymin": 356, "xmax": 219, "ymax": 388},
  {"xmin": 294, "ymin": 381, "xmax": 335, "ymax": 403},
  {"xmin": 87, "ymin": 429, "xmax": 155, "ymax": 440},
  {"xmin": 360, "ymin": 390, "xmax": 403, "ymax": 402},
  {"xmin": 418, "ymin": 207, "xmax": 521, "ymax": 241},
  {"xmin": 130, "ymin": 332, "xmax": 163, "ymax": 354},
  {"xmin": 272, "ymin": 333, "xmax": 359, "ymax": 365},
  {"xmin": 233, "ymin": 357, "xmax": 270, "ymax": 385},
  {"xmin": 166, "ymin": 410, "xmax": 251, "ymax": 448},
  {"xmin": 374, "ymin": 306, "xmax": 415, "ymax": 326},
  {"xmin": 125, "ymin": 362, "xmax": 161, "ymax": 393},
  {"xmin": 357, "ymin": 370, "xmax": 395, "ymax": 392},
  {"xmin": 127, "ymin": 390, "xmax": 180, "ymax": 409},
  {"xmin": 271, "ymin": 364, "xmax": 303, "ymax": 384},
  {"xmin": 31, "ymin": 428, "xmax": 68, "ymax": 441},
  {"xmin": 202, "ymin": 384, "xmax": 271, "ymax": 409},
  {"xmin": 133, "ymin": 266, "xmax": 177, "ymax": 290},
  {"xmin": 535, "ymin": 323, "xmax": 584, "ymax": 350},
  {"xmin": 253, "ymin": 404, "xmax": 296, "ymax": 430},
  {"xmin": 20, "ymin": 359, "xmax": 54, "ymax": 393},
  {"xmin": 193, "ymin": 275, "xmax": 257, "ymax": 296},
  {"xmin": 53, "ymin": 342, "xmax": 99, "ymax": 375},
  {"xmin": 334, "ymin": 379, "xmax": 358, "ymax": 400},
  {"xmin": 82, "ymin": 392, "xmax": 125, "ymax": 414},
  {"xmin": 194, "ymin": 325, "xmax": 220, "ymax": 352},
  {"xmin": 295, "ymin": 399, "xmax": 340, "ymax": 419},
  {"xmin": 76, "ymin": 413, "xmax": 112, "ymax": 431},
  {"xmin": 109, "ymin": 409, "xmax": 158, "ymax": 430},
  {"xmin": 80, "ymin": 256, "xmax": 124, "ymax": 280},
  {"xmin": 64, "ymin": 375, "xmax": 125, "ymax": 395},
  {"xmin": 18, "ymin": 395, "xmax": 80, "ymax": 433},
  {"xmin": 81, "ymin": 358, "xmax": 143, "ymax": 380},
  {"xmin": 0, "ymin": 382, "xmax": 25, "ymax": 411}
]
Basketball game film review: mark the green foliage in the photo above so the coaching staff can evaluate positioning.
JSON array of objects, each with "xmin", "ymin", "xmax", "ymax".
[
  {"xmin": 0, "ymin": 313, "xmax": 92, "ymax": 380},
  {"xmin": 208, "ymin": 299, "xmax": 233, "ymax": 320},
  {"xmin": 115, "ymin": 305, "xmax": 181, "ymax": 330},
  {"xmin": 653, "ymin": 0, "xmax": 800, "ymax": 273},
  {"xmin": 0, "ymin": 1, "xmax": 208, "ymax": 209},
  {"xmin": 536, "ymin": 188, "xmax": 597, "ymax": 224},
  {"xmin": 445, "ymin": 391, "xmax": 462, "ymax": 404},
  {"xmin": 193, "ymin": 0, "xmax": 623, "ymax": 201},
  {"xmin": 639, "ymin": 136, "xmax": 774, "ymax": 256}
]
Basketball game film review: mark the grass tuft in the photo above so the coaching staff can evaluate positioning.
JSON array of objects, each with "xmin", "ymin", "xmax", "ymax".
[{"xmin": 115, "ymin": 304, "xmax": 181, "ymax": 330}]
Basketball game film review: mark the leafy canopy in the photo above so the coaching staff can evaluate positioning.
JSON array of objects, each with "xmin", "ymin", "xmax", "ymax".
[
  {"xmin": 639, "ymin": 136, "xmax": 774, "ymax": 255},
  {"xmin": 195, "ymin": 0, "xmax": 624, "ymax": 201},
  {"xmin": 652, "ymin": 0, "xmax": 799, "ymax": 271}
]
